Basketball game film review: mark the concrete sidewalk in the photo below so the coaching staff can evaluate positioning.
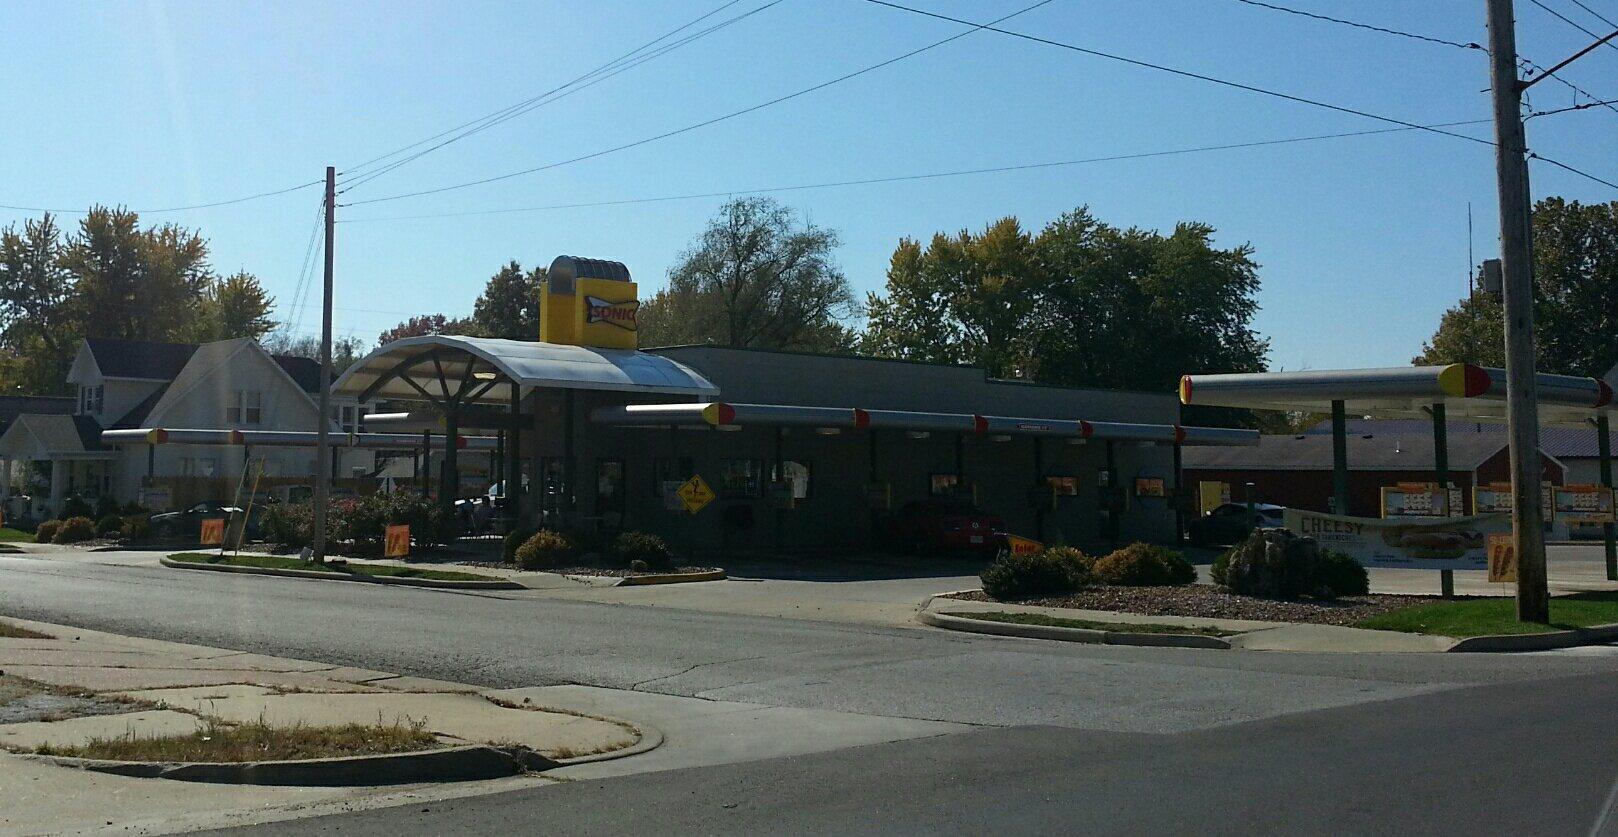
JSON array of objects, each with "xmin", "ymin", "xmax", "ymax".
[{"xmin": 0, "ymin": 616, "xmax": 647, "ymax": 836}]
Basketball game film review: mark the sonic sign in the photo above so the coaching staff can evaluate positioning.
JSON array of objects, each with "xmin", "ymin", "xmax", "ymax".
[{"xmin": 539, "ymin": 255, "xmax": 639, "ymax": 350}]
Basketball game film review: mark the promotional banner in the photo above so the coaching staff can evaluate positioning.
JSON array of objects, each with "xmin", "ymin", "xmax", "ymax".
[
  {"xmin": 1380, "ymin": 483, "xmax": 1458, "ymax": 518},
  {"xmin": 1472, "ymin": 482, "xmax": 1559, "ymax": 518},
  {"xmin": 1552, "ymin": 485, "xmax": 1616, "ymax": 523},
  {"xmin": 1283, "ymin": 508, "xmax": 1510, "ymax": 569}
]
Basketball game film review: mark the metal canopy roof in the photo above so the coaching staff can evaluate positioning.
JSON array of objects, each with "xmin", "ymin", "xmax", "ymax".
[
  {"xmin": 100, "ymin": 428, "xmax": 499, "ymax": 450},
  {"xmin": 590, "ymin": 402, "xmax": 1258, "ymax": 446},
  {"xmin": 333, "ymin": 336, "xmax": 719, "ymax": 404},
  {"xmin": 1179, "ymin": 363, "xmax": 1613, "ymax": 425}
]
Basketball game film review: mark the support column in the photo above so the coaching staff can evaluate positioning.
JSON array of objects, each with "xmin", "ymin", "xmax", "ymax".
[
  {"xmin": 440, "ymin": 409, "xmax": 459, "ymax": 532},
  {"xmin": 1331, "ymin": 399, "xmax": 1349, "ymax": 515},
  {"xmin": 507, "ymin": 386, "xmax": 523, "ymax": 531},
  {"xmin": 1172, "ymin": 440, "xmax": 1184, "ymax": 546},
  {"xmin": 420, "ymin": 429, "xmax": 431, "ymax": 498},
  {"xmin": 867, "ymin": 429, "xmax": 880, "ymax": 543},
  {"xmin": 563, "ymin": 389, "xmax": 576, "ymax": 517},
  {"xmin": 49, "ymin": 459, "xmax": 66, "ymax": 518},
  {"xmin": 147, "ymin": 444, "xmax": 156, "ymax": 481},
  {"xmin": 0, "ymin": 458, "xmax": 10, "ymax": 503},
  {"xmin": 1432, "ymin": 403, "xmax": 1454, "ymax": 597},
  {"xmin": 773, "ymin": 425, "xmax": 785, "ymax": 555},
  {"xmin": 1104, "ymin": 439, "xmax": 1119, "ymax": 548},
  {"xmin": 1600, "ymin": 413, "xmax": 1616, "ymax": 581},
  {"xmin": 1033, "ymin": 437, "xmax": 1045, "ymax": 541}
]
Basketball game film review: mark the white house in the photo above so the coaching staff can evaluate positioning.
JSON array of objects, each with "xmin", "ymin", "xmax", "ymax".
[{"xmin": 0, "ymin": 337, "xmax": 375, "ymax": 517}]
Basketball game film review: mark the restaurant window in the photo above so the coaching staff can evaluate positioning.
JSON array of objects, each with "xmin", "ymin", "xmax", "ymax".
[
  {"xmin": 772, "ymin": 460, "xmax": 811, "ymax": 500},
  {"xmin": 653, "ymin": 457, "xmax": 694, "ymax": 496},
  {"xmin": 718, "ymin": 458, "xmax": 763, "ymax": 497},
  {"xmin": 596, "ymin": 460, "xmax": 626, "ymax": 524},
  {"xmin": 929, "ymin": 473, "xmax": 960, "ymax": 495}
]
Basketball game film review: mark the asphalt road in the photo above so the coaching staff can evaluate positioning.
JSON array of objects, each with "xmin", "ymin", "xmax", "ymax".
[{"xmin": 8, "ymin": 550, "xmax": 1618, "ymax": 834}]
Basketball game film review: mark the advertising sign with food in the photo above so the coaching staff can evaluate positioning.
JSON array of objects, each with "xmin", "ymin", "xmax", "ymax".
[
  {"xmin": 1380, "ymin": 483, "xmax": 1450, "ymax": 518},
  {"xmin": 1552, "ymin": 485, "xmax": 1615, "ymax": 523},
  {"xmin": 1283, "ymin": 508, "xmax": 1509, "ymax": 569}
]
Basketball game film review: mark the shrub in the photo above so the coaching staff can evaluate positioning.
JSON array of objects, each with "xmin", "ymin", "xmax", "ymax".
[
  {"xmin": 120, "ymin": 515, "xmax": 152, "ymax": 542},
  {"xmin": 628, "ymin": 559, "xmax": 650, "ymax": 573},
  {"xmin": 611, "ymin": 532, "xmax": 674, "ymax": 571},
  {"xmin": 262, "ymin": 502, "xmax": 313, "ymax": 549},
  {"xmin": 514, "ymin": 530, "xmax": 575, "ymax": 570},
  {"xmin": 1042, "ymin": 545, "xmax": 1094, "ymax": 575},
  {"xmin": 1222, "ymin": 529, "xmax": 1360, "ymax": 600},
  {"xmin": 503, "ymin": 527, "xmax": 536, "ymax": 564},
  {"xmin": 980, "ymin": 548, "xmax": 1089, "ymax": 600},
  {"xmin": 52, "ymin": 516, "xmax": 96, "ymax": 544},
  {"xmin": 1318, "ymin": 549, "xmax": 1369, "ymax": 596},
  {"xmin": 95, "ymin": 515, "xmax": 123, "ymax": 537},
  {"xmin": 34, "ymin": 520, "xmax": 61, "ymax": 543},
  {"xmin": 1210, "ymin": 548, "xmax": 1235, "ymax": 587},
  {"xmin": 59, "ymin": 496, "xmax": 92, "ymax": 520},
  {"xmin": 93, "ymin": 495, "xmax": 120, "ymax": 520},
  {"xmin": 259, "ymin": 491, "xmax": 447, "ymax": 554},
  {"xmin": 1092, "ymin": 543, "xmax": 1196, "ymax": 586}
]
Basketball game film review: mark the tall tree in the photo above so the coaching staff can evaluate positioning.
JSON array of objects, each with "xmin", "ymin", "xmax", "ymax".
[
  {"xmin": 376, "ymin": 313, "xmax": 476, "ymax": 345},
  {"xmin": 642, "ymin": 197, "xmax": 858, "ymax": 351},
  {"xmin": 1415, "ymin": 198, "xmax": 1618, "ymax": 376},
  {"xmin": 471, "ymin": 261, "xmax": 544, "ymax": 339},
  {"xmin": 862, "ymin": 217, "xmax": 1042, "ymax": 377},
  {"xmin": 0, "ymin": 214, "xmax": 75, "ymax": 393},
  {"xmin": 260, "ymin": 331, "xmax": 367, "ymax": 373},
  {"xmin": 191, "ymin": 271, "xmax": 276, "ymax": 341},
  {"xmin": 862, "ymin": 206, "xmax": 1269, "ymax": 391},
  {"xmin": 59, "ymin": 206, "xmax": 211, "ymax": 341}
]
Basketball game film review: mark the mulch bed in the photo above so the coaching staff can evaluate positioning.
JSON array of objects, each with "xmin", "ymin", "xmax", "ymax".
[
  {"xmin": 429, "ymin": 559, "xmax": 719, "ymax": 578},
  {"xmin": 946, "ymin": 585, "xmax": 1443, "ymax": 627}
]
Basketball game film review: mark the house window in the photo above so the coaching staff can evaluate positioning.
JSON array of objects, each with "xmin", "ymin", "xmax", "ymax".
[
  {"xmin": 226, "ymin": 390, "xmax": 263, "ymax": 425},
  {"xmin": 181, "ymin": 457, "xmax": 219, "ymax": 477},
  {"xmin": 79, "ymin": 385, "xmax": 103, "ymax": 415},
  {"xmin": 332, "ymin": 404, "xmax": 364, "ymax": 433},
  {"xmin": 717, "ymin": 458, "xmax": 763, "ymax": 498}
]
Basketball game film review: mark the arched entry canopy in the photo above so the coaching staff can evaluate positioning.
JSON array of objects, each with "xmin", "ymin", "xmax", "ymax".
[{"xmin": 333, "ymin": 335, "xmax": 718, "ymax": 405}]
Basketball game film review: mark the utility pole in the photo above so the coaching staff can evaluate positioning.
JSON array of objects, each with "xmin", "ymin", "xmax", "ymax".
[
  {"xmin": 1485, "ymin": 0, "xmax": 1548, "ymax": 623},
  {"xmin": 310, "ymin": 166, "xmax": 336, "ymax": 564}
]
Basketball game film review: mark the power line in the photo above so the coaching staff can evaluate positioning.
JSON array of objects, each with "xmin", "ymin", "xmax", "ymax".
[
  {"xmin": 337, "ymin": 0, "xmax": 784, "ymax": 193},
  {"xmin": 1530, "ymin": 151, "xmax": 1618, "ymax": 190},
  {"xmin": 279, "ymin": 198, "xmax": 327, "ymax": 338},
  {"xmin": 1518, "ymin": 56, "xmax": 1618, "ymax": 115},
  {"xmin": 0, "ymin": 179, "xmax": 323, "ymax": 216},
  {"xmin": 1227, "ymin": 0, "xmax": 1485, "ymax": 51},
  {"xmin": 1528, "ymin": 0, "xmax": 1618, "ymax": 54},
  {"xmin": 342, "ymin": 0, "xmax": 1056, "ymax": 207},
  {"xmin": 1562, "ymin": 0, "xmax": 1618, "ymax": 30},
  {"xmin": 337, "ymin": 118, "xmax": 1495, "ymax": 223},
  {"xmin": 1526, "ymin": 97, "xmax": 1618, "ymax": 117},
  {"xmin": 866, "ymin": 0, "xmax": 1618, "ymax": 192}
]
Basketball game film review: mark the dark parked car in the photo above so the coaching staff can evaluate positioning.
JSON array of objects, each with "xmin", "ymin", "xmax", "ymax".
[
  {"xmin": 879, "ymin": 498, "xmax": 1005, "ymax": 555},
  {"xmin": 1187, "ymin": 502, "xmax": 1285, "ymax": 547},
  {"xmin": 148, "ymin": 502, "xmax": 254, "ymax": 539}
]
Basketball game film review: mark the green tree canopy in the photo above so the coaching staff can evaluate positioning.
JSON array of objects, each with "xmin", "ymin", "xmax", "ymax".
[
  {"xmin": 376, "ymin": 313, "xmax": 476, "ymax": 345},
  {"xmin": 640, "ymin": 197, "xmax": 858, "ymax": 351},
  {"xmin": 862, "ymin": 206, "xmax": 1269, "ymax": 392},
  {"xmin": 0, "ymin": 214, "xmax": 75, "ymax": 393},
  {"xmin": 1415, "ymin": 198, "xmax": 1618, "ymax": 376},
  {"xmin": 191, "ymin": 271, "xmax": 276, "ymax": 341},
  {"xmin": 471, "ymin": 260, "xmax": 544, "ymax": 339}
]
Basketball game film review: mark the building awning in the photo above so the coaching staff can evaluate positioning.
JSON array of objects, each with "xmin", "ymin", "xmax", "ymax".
[
  {"xmin": 1179, "ymin": 363, "xmax": 1613, "ymax": 425},
  {"xmin": 589, "ymin": 402, "xmax": 1258, "ymax": 446},
  {"xmin": 333, "ymin": 336, "xmax": 719, "ymax": 405},
  {"xmin": 100, "ymin": 428, "xmax": 500, "ymax": 451}
]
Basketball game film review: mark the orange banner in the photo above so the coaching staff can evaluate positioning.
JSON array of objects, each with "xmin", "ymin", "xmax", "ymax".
[
  {"xmin": 199, "ymin": 518, "xmax": 225, "ymax": 546},
  {"xmin": 384, "ymin": 524, "xmax": 410, "ymax": 558}
]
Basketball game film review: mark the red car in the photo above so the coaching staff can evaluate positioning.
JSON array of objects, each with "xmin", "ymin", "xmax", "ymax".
[{"xmin": 880, "ymin": 498, "xmax": 1005, "ymax": 555}]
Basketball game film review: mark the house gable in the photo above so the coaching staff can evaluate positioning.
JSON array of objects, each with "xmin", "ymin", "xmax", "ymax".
[{"xmin": 143, "ymin": 339, "xmax": 320, "ymax": 431}]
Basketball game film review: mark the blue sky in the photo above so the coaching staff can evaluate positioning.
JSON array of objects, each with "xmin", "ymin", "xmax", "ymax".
[{"xmin": 3, "ymin": 0, "xmax": 1616, "ymax": 371}]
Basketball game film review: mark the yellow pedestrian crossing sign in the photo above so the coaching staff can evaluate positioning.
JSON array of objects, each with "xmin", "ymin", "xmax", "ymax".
[{"xmin": 676, "ymin": 474, "xmax": 715, "ymax": 514}]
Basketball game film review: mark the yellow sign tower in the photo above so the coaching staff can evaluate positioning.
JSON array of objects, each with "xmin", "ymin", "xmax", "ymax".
[{"xmin": 539, "ymin": 255, "xmax": 639, "ymax": 350}]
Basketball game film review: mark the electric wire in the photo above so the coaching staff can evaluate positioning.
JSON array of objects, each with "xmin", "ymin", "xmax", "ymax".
[
  {"xmin": 279, "ymin": 198, "xmax": 327, "ymax": 338},
  {"xmin": 336, "ymin": 0, "xmax": 782, "ymax": 192},
  {"xmin": 1227, "ymin": 0, "xmax": 1484, "ymax": 50},
  {"xmin": 1528, "ymin": 0, "xmax": 1618, "ymax": 54},
  {"xmin": 865, "ymin": 0, "xmax": 1618, "ymax": 193},
  {"xmin": 0, "ymin": 179, "xmax": 323, "ymax": 216},
  {"xmin": 1563, "ymin": 0, "xmax": 1618, "ymax": 30},
  {"xmin": 1525, "ymin": 97, "xmax": 1618, "ymax": 117},
  {"xmin": 337, "ymin": 118, "xmax": 1496, "ymax": 223},
  {"xmin": 341, "ymin": 0, "xmax": 1056, "ymax": 206}
]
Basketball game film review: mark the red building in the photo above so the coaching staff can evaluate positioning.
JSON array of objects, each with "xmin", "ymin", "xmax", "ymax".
[{"xmin": 1182, "ymin": 431, "xmax": 1564, "ymax": 517}]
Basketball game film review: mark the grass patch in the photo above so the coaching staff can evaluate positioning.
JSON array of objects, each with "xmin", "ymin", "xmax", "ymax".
[
  {"xmin": 0, "ymin": 527, "xmax": 32, "ymax": 543},
  {"xmin": 0, "ymin": 620, "xmax": 51, "ymax": 639},
  {"xmin": 956, "ymin": 610, "xmax": 1237, "ymax": 637},
  {"xmin": 167, "ymin": 552, "xmax": 493, "ymax": 582},
  {"xmin": 1356, "ymin": 591, "xmax": 1618, "ymax": 637},
  {"xmin": 35, "ymin": 716, "xmax": 440, "ymax": 762}
]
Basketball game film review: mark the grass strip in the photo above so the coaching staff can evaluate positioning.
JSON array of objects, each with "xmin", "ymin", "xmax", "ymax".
[
  {"xmin": 956, "ymin": 610, "xmax": 1236, "ymax": 637},
  {"xmin": 36, "ymin": 717, "xmax": 440, "ymax": 762},
  {"xmin": 1356, "ymin": 591, "xmax": 1618, "ymax": 637},
  {"xmin": 167, "ymin": 552, "xmax": 494, "ymax": 582},
  {"xmin": 0, "ymin": 527, "xmax": 32, "ymax": 543},
  {"xmin": 0, "ymin": 620, "xmax": 51, "ymax": 639}
]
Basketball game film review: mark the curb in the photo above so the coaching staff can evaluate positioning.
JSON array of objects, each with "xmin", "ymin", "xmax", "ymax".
[
  {"xmin": 615, "ymin": 569, "xmax": 727, "ymax": 586},
  {"xmin": 1447, "ymin": 622, "xmax": 1618, "ymax": 652},
  {"xmin": 552, "ymin": 719, "xmax": 665, "ymax": 766},
  {"xmin": 917, "ymin": 608, "xmax": 1231, "ymax": 649},
  {"xmin": 28, "ymin": 743, "xmax": 554, "ymax": 786},
  {"xmin": 160, "ymin": 556, "xmax": 522, "ymax": 590}
]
